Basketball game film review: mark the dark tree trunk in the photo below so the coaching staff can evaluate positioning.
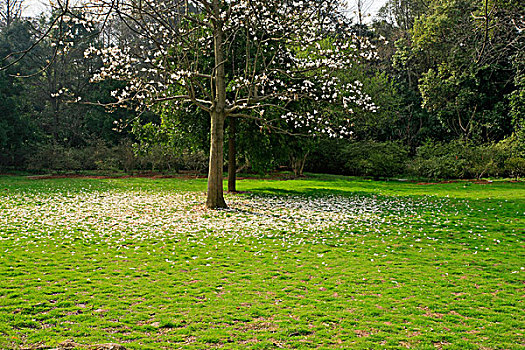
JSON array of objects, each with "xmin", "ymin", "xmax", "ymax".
[
  {"xmin": 206, "ymin": 0, "xmax": 228, "ymax": 209},
  {"xmin": 290, "ymin": 151, "xmax": 309, "ymax": 177},
  {"xmin": 52, "ymin": 97, "xmax": 59, "ymax": 142},
  {"xmin": 206, "ymin": 111, "xmax": 227, "ymax": 209},
  {"xmin": 228, "ymin": 117, "xmax": 237, "ymax": 192}
]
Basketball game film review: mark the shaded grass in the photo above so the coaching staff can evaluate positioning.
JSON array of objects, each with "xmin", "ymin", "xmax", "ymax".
[{"xmin": 0, "ymin": 174, "xmax": 523, "ymax": 349}]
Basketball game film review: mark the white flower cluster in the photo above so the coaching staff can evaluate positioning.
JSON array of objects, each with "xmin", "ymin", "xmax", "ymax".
[{"xmin": 82, "ymin": 0, "xmax": 377, "ymax": 137}]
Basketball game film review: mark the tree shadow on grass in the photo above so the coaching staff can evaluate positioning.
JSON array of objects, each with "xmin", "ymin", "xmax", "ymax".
[{"xmin": 244, "ymin": 187, "xmax": 377, "ymax": 198}]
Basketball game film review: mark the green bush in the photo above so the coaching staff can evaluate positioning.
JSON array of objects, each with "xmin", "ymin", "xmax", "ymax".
[
  {"xmin": 461, "ymin": 143, "xmax": 504, "ymax": 179},
  {"xmin": 27, "ymin": 144, "xmax": 81, "ymax": 172},
  {"xmin": 409, "ymin": 141, "xmax": 468, "ymax": 179},
  {"xmin": 134, "ymin": 143, "xmax": 179, "ymax": 172},
  {"xmin": 505, "ymin": 157, "xmax": 525, "ymax": 179},
  {"xmin": 308, "ymin": 140, "xmax": 409, "ymax": 178},
  {"xmin": 307, "ymin": 139, "xmax": 349, "ymax": 175},
  {"xmin": 180, "ymin": 150, "xmax": 209, "ymax": 173},
  {"xmin": 114, "ymin": 139, "xmax": 137, "ymax": 172},
  {"xmin": 24, "ymin": 139, "xmax": 211, "ymax": 174},
  {"xmin": 20, "ymin": 134, "xmax": 524, "ymax": 179},
  {"xmin": 343, "ymin": 141, "xmax": 409, "ymax": 178},
  {"xmin": 409, "ymin": 137, "xmax": 523, "ymax": 180}
]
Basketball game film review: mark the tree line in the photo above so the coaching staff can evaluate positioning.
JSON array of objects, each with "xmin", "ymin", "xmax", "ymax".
[{"xmin": 1, "ymin": 0, "xmax": 524, "ymax": 192}]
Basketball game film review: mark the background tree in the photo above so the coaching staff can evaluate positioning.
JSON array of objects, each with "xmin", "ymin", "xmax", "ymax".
[
  {"xmin": 0, "ymin": 12, "xmax": 39, "ymax": 167},
  {"xmin": 0, "ymin": 0, "xmax": 23, "ymax": 28},
  {"xmin": 413, "ymin": 0, "xmax": 520, "ymax": 142}
]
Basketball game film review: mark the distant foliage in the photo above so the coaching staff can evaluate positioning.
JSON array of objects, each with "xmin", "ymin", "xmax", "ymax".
[
  {"xmin": 410, "ymin": 141, "xmax": 469, "ymax": 179},
  {"xmin": 24, "ymin": 138, "xmax": 210, "ymax": 174},
  {"xmin": 409, "ymin": 137, "xmax": 524, "ymax": 179},
  {"xmin": 505, "ymin": 157, "xmax": 525, "ymax": 179},
  {"xmin": 343, "ymin": 141, "xmax": 409, "ymax": 178},
  {"xmin": 307, "ymin": 140, "xmax": 409, "ymax": 178}
]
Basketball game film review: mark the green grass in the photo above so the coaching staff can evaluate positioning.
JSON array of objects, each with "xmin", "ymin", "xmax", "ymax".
[{"xmin": 0, "ymin": 174, "xmax": 523, "ymax": 349}]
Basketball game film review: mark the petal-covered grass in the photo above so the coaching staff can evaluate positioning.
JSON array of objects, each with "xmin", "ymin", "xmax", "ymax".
[{"xmin": 0, "ymin": 175, "xmax": 523, "ymax": 349}]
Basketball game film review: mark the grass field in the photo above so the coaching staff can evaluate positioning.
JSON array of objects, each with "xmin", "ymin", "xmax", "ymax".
[{"xmin": 0, "ymin": 174, "xmax": 523, "ymax": 349}]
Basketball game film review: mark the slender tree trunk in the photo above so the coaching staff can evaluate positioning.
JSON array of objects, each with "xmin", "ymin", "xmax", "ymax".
[
  {"xmin": 228, "ymin": 117, "xmax": 237, "ymax": 192},
  {"xmin": 206, "ymin": 111, "xmax": 227, "ymax": 208},
  {"xmin": 299, "ymin": 151, "xmax": 309, "ymax": 176},
  {"xmin": 206, "ymin": 0, "xmax": 227, "ymax": 209},
  {"xmin": 52, "ymin": 97, "xmax": 59, "ymax": 142}
]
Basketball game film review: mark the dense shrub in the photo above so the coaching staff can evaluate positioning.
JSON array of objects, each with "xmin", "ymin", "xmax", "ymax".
[
  {"xmin": 24, "ymin": 139, "xmax": 209, "ymax": 174},
  {"xmin": 408, "ymin": 141, "xmax": 466, "ymax": 179},
  {"xmin": 306, "ymin": 139, "xmax": 348, "ymax": 175},
  {"xmin": 15, "ymin": 135, "xmax": 525, "ymax": 180},
  {"xmin": 134, "ymin": 143, "xmax": 179, "ymax": 172},
  {"xmin": 498, "ymin": 134, "xmax": 525, "ymax": 179},
  {"xmin": 505, "ymin": 157, "xmax": 525, "ymax": 179},
  {"xmin": 307, "ymin": 140, "xmax": 409, "ymax": 177},
  {"xmin": 27, "ymin": 144, "xmax": 83, "ymax": 172},
  {"xmin": 343, "ymin": 141, "xmax": 409, "ymax": 178},
  {"xmin": 179, "ymin": 150, "xmax": 209, "ymax": 173},
  {"xmin": 409, "ymin": 137, "xmax": 524, "ymax": 179}
]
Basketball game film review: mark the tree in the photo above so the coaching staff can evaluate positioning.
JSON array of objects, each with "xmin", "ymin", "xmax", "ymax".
[
  {"xmin": 85, "ymin": 0, "xmax": 376, "ymax": 208},
  {"xmin": 413, "ymin": 0, "xmax": 521, "ymax": 142},
  {"xmin": 376, "ymin": 0, "xmax": 428, "ymax": 35},
  {"xmin": 0, "ymin": 16, "xmax": 40, "ymax": 168},
  {"xmin": 0, "ymin": 0, "xmax": 23, "ymax": 28},
  {"xmin": 31, "ymin": 10, "xmax": 103, "ymax": 145},
  {"xmin": 0, "ymin": 3, "xmax": 138, "ymax": 171}
]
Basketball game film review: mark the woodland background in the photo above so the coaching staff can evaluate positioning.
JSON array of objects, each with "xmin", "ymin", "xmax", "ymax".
[{"xmin": 1, "ymin": 0, "xmax": 523, "ymax": 180}]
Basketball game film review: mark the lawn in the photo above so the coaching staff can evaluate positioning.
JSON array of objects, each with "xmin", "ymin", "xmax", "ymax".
[{"xmin": 0, "ymin": 174, "xmax": 523, "ymax": 349}]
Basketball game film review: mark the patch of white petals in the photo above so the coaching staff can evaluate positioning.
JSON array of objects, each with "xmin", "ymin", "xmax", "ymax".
[{"xmin": 0, "ymin": 189, "xmax": 451, "ymax": 251}]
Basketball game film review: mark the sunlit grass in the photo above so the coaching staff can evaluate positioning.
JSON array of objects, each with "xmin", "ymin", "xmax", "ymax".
[{"xmin": 0, "ymin": 175, "xmax": 523, "ymax": 349}]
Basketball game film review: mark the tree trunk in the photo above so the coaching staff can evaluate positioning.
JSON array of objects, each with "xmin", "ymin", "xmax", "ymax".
[
  {"xmin": 290, "ymin": 151, "xmax": 309, "ymax": 177},
  {"xmin": 52, "ymin": 97, "xmax": 59, "ymax": 142},
  {"xmin": 228, "ymin": 117, "xmax": 237, "ymax": 192},
  {"xmin": 206, "ymin": 111, "xmax": 227, "ymax": 209},
  {"xmin": 206, "ymin": 0, "xmax": 228, "ymax": 209}
]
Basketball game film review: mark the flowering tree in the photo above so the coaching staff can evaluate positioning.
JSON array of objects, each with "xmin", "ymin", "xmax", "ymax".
[{"xmin": 85, "ymin": 0, "xmax": 376, "ymax": 208}]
